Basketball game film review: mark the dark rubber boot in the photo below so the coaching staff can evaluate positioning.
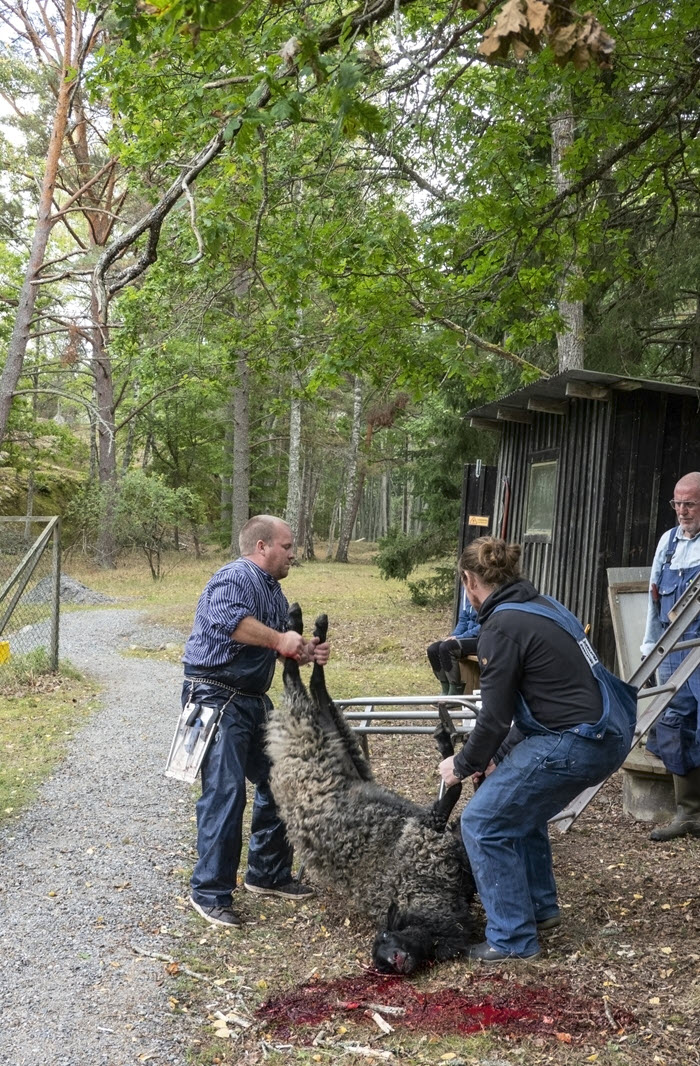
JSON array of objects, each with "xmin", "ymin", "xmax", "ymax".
[
  {"xmin": 433, "ymin": 671, "xmax": 450, "ymax": 695},
  {"xmin": 649, "ymin": 767, "xmax": 700, "ymax": 841},
  {"xmin": 447, "ymin": 682, "xmax": 465, "ymax": 696}
]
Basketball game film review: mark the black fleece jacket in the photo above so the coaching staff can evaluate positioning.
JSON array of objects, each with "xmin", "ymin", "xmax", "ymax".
[{"xmin": 452, "ymin": 578, "xmax": 602, "ymax": 778}]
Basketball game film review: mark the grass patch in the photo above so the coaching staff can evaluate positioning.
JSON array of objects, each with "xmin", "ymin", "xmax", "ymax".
[
  {"xmin": 0, "ymin": 648, "xmax": 100, "ymax": 825},
  {"xmin": 66, "ymin": 544, "xmax": 456, "ymax": 700}
]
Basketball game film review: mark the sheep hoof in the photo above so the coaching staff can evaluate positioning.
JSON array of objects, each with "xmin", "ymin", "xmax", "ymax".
[
  {"xmin": 313, "ymin": 613, "xmax": 328, "ymax": 643},
  {"xmin": 288, "ymin": 602, "xmax": 304, "ymax": 635}
]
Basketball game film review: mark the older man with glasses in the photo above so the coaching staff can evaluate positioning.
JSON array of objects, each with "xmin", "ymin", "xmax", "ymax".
[{"xmin": 642, "ymin": 471, "xmax": 700, "ymax": 840}]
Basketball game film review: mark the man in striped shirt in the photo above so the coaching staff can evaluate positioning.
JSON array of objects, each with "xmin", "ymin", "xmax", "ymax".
[{"xmin": 182, "ymin": 514, "xmax": 329, "ymax": 928}]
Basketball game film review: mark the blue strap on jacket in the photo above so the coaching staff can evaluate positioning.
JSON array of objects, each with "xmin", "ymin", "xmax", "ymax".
[{"xmin": 491, "ymin": 597, "xmax": 637, "ymax": 743}]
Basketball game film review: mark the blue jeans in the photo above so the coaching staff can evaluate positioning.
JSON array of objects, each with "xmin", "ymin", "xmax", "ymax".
[
  {"xmin": 647, "ymin": 652, "xmax": 700, "ymax": 775},
  {"xmin": 461, "ymin": 728, "xmax": 628, "ymax": 956},
  {"xmin": 183, "ymin": 682, "xmax": 293, "ymax": 908}
]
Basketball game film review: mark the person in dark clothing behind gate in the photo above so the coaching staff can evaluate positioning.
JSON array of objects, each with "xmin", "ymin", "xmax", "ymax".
[
  {"xmin": 426, "ymin": 590, "xmax": 480, "ymax": 696},
  {"xmin": 182, "ymin": 514, "xmax": 330, "ymax": 928},
  {"xmin": 439, "ymin": 537, "xmax": 636, "ymax": 963},
  {"xmin": 641, "ymin": 470, "xmax": 700, "ymax": 841}
]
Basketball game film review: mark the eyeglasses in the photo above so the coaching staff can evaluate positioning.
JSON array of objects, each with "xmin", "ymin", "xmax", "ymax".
[{"xmin": 669, "ymin": 500, "xmax": 700, "ymax": 512}]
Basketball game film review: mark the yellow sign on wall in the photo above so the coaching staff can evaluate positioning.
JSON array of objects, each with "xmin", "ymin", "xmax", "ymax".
[{"xmin": 468, "ymin": 515, "xmax": 490, "ymax": 527}]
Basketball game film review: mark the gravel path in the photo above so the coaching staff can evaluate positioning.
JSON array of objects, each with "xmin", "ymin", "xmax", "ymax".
[{"xmin": 0, "ymin": 608, "xmax": 201, "ymax": 1066}]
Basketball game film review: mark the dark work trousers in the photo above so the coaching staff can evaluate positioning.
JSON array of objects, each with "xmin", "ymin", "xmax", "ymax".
[
  {"xmin": 427, "ymin": 637, "xmax": 479, "ymax": 686},
  {"xmin": 645, "ymin": 549, "xmax": 700, "ymax": 775},
  {"xmin": 182, "ymin": 680, "xmax": 293, "ymax": 908}
]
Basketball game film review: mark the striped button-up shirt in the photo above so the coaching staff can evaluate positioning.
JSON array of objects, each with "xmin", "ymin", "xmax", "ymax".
[{"xmin": 183, "ymin": 558, "xmax": 288, "ymax": 685}]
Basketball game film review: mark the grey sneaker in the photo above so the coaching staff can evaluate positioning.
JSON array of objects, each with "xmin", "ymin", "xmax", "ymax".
[
  {"xmin": 244, "ymin": 879, "xmax": 315, "ymax": 900},
  {"xmin": 190, "ymin": 896, "xmax": 242, "ymax": 927},
  {"xmin": 467, "ymin": 941, "xmax": 541, "ymax": 963}
]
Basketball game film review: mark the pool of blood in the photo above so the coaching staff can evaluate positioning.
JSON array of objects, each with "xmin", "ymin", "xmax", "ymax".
[{"xmin": 257, "ymin": 972, "xmax": 635, "ymax": 1042}]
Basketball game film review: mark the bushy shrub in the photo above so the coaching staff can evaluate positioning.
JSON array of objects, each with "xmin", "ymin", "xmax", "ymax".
[
  {"xmin": 408, "ymin": 565, "xmax": 456, "ymax": 607},
  {"xmin": 64, "ymin": 472, "xmax": 205, "ymax": 578},
  {"xmin": 375, "ymin": 527, "xmax": 453, "ymax": 582},
  {"xmin": 114, "ymin": 471, "xmax": 203, "ymax": 579}
]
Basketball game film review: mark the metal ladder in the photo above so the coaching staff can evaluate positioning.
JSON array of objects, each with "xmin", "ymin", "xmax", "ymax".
[{"xmin": 551, "ymin": 570, "xmax": 700, "ymax": 833}]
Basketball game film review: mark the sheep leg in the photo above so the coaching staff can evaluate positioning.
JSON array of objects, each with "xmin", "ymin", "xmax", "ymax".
[
  {"xmin": 426, "ymin": 781, "xmax": 463, "ymax": 831},
  {"xmin": 434, "ymin": 704, "xmax": 456, "ymax": 761},
  {"xmin": 282, "ymin": 602, "xmax": 308, "ymax": 699},
  {"xmin": 309, "ymin": 613, "xmax": 330, "ymax": 712},
  {"xmin": 288, "ymin": 601, "xmax": 304, "ymax": 635},
  {"xmin": 422, "ymin": 712, "xmax": 463, "ymax": 831},
  {"xmin": 307, "ymin": 612, "xmax": 374, "ymax": 783}
]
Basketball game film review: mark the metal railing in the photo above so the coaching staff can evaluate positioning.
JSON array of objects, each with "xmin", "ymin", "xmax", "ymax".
[
  {"xmin": 0, "ymin": 516, "xmax": 61, "ymax": 669},
  {"xmin": 337, "ymin": 694, "xmax": 480, "ymax": 736}
]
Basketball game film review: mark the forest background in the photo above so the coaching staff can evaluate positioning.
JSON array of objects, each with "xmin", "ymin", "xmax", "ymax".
[{"xmin": 1, "ymin": 0, "xmax": 698, "ymax": 582}]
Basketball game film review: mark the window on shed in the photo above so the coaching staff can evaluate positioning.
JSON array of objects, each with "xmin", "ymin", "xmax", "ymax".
[{"xmin": 525, "ymin": 460, "xmax": 558, "ymax": 537}]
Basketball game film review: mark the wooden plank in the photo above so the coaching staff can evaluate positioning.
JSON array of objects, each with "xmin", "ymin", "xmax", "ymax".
[
  {"xmin": 496, "ymin": 407, "xmax": 534, "ymax": 424},
  {"xmin": 565, "ymin": 381, "xmax": 610, "ymax": 401},
  {"xmin": 469, "ymin": 417, "xmax": 501, "ymax": 430},
  {"xmin": 527, "ymin": 398, "xmax": 567, "ymax": 415}
]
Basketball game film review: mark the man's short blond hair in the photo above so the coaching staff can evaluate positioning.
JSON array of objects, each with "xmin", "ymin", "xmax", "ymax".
[{"xmin": 239, "ymin": 515, "xmax": 287, "ymax": 556}]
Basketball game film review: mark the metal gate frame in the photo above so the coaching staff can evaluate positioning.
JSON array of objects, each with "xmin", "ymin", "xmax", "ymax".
[{"xmin": 0, "ymin": 516, "xmax": 61, "ymax": 670}]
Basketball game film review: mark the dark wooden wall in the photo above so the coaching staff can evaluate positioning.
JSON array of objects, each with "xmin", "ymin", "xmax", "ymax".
[
  {"xmin": 491, "ymin": 399, "xmax": 611, "ymax": 651},
  {"xmin": 461, "ymin": 385, "xmax": 700, "ymax": 671},
  {"xmin": 596, "ymin": 389, "xmax": 700, "ymax": 666}
]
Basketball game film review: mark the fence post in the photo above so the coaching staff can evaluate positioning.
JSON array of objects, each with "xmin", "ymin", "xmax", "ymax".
[{"xmin": 50, "ymin": 517, "xmax": 61, "ymax": 671}]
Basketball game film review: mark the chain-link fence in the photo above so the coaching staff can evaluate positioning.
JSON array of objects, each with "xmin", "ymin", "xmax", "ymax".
[{"xmin": 0, "ymin": 517, "xmax": 60, "ymax": 669}]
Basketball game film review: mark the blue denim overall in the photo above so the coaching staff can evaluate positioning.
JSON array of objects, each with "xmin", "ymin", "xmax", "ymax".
[
  {"xmin": 646, "ymin": 528, "xmax": 700, "ymax": 775},
  {"xmin": 183, "ymin": 645, "xmax": 293, "ymax": 909},
  {"xmin": 461, "ymin": 597, "xmax": 636, "ymax": 957}
]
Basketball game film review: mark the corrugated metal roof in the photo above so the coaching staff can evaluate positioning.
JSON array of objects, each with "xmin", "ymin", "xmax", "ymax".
[{"xmin": 467, "ymin": 369, "xmax": 700, "ymax": 421}]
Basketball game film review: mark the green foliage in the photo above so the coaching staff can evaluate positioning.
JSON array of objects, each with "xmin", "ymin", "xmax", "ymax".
[
  {"xmin": 375, "ymin": 527, "xmax": 454, "ymax": 582},
  {"xmin": 4, "ymin": 0, "xmax": 699, "ymax": 576},
  {"xmin": 0, "ymin": 647, "xmax": 52, "ymax": 686},
  {"xmin": 114, "ymin": 471, "xmax": 204, "ymax": 579},
  {"xmin": 63, "ymin": 483, "xmax": 105, "ymax": 553},
  {"xmin": 407, "ymin": 565, "xmax": 455, "ymax": 607},
  {"xmin": 0, "ymin": 647, "xmax": 83, "ymax": 687}
]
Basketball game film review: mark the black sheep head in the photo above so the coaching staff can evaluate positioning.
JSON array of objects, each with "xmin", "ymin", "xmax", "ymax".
[
  {"xmin": 372, "ymin": 903, "xmax": 475, "ymax": 975},
  {"xmin": 371, "ymin": 904, "xmax": 435, "ymax": 975}
]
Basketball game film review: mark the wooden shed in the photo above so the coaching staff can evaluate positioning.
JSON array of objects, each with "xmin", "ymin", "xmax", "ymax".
[{"xmin": 462, "ymin": 369, "xmax": 700, "ymax": 670}]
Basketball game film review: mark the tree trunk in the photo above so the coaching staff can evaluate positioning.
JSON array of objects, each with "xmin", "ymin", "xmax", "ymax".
[
  {"xmin": 231, "ymin": 353, "xmax": 250, "ymax": 556},
  {"xmin": 296, "ymin": 458, "xmax": 308, "ymax": 557},
  {"xmin": 221, "ymin": 394, "xmax": 234, "ymax": 533},
  {"xmin": 690, "ymin": 296, "xmax": 700, "ymax": 386},
  {"xmin": 0, "ymin": 3, "xmax": 75, "ymax": 445},
  {"xmin": 90, "ymin": 288, "xmax": 119, "ymax": 568},
  {"xmin": 285, "ymin": 378, "xmax": 302, "ymax": 546},
  {"xmin": 550, "ymin": 90, "xmax": 585, "ymax": 372},
  {"xmin": 380, "ymin": 470, "xmax": 390, "ymax": 537},
  {"xmin": 300, "ymin": 466, "xmax": 321, "ymax": 560},
  {"xmin": 335, "ymin": 377, "xmax": 363, "ymax": 563},
  {"xmin": 326, "ymin": 497, "xmax": 340, "ymax": 559}
]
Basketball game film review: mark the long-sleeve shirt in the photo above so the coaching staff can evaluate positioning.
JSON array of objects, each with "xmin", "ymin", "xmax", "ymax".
[
  {"xmin": 452, "ymin": 578, "xmax": 602, "ymax": 777},
  {"xmin": 183, "ymin": 557, "xmax": 288, "ymax": 692},
  {"xmin": 451, "ymin": 595, "xmax": 480, "ymax": 640}
]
